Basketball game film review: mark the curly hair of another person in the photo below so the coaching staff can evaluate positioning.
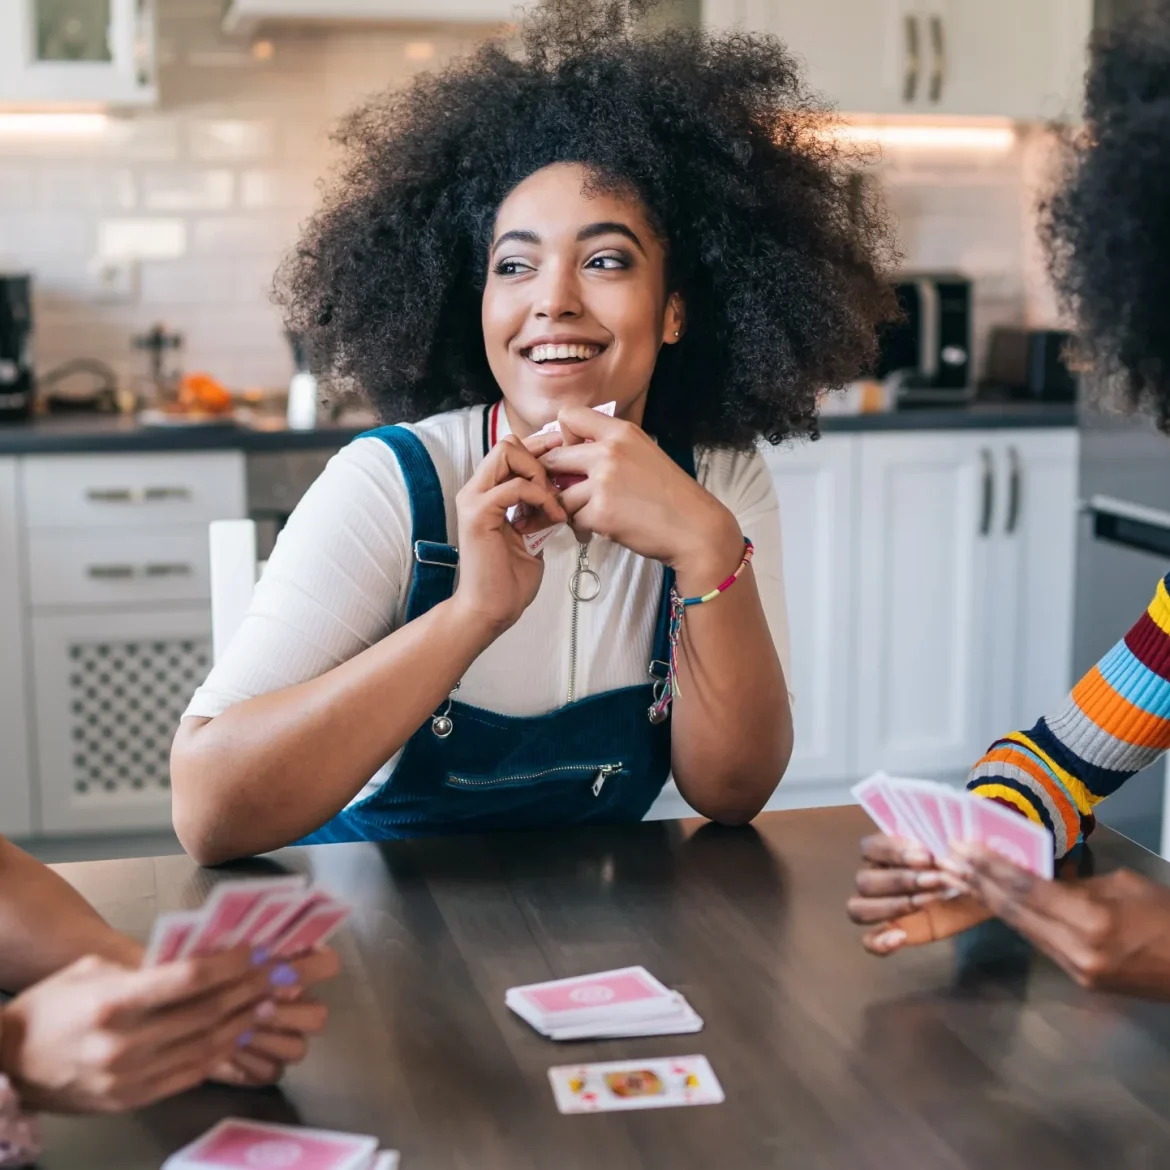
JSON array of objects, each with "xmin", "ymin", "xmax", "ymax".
[
  {"xmin": 276, "ymin": 0, "xmax": 898, "ymax": 449},
  {"xmin": 1041, "ymin": 3, "xmax": 1170, "ymax": 429}
]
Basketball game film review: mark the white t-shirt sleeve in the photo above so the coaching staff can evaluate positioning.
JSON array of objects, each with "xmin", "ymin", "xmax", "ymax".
[
  {"xmin": 184, "ymin": 437, "xmax": 413, "ymax": 720},
  {"xmin": 699, "ymin": 446, "xmax": 794, "ymax": 702}
]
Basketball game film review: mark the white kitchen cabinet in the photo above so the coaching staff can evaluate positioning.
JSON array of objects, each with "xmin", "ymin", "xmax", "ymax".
[
  {"xmin": 981, "ymin": 429, "xmax": 1080, "ymax": 740},
  {"xmin": 0, "ymin": 0, "xmax": 156, "ymax": 108},
  {"xmin": 854, "ymin": 432, "xmax": 994, "ymax": 776},
  {"xmin": 31, "ymin": 607, "xmax": 212, "ymax": 835},
  {"xmin": 0, "ymin": 460, "xmax": 34, "ymax": 838},
  {"xmin": 763, "ymin": 435, "xmax": 858, "ymax": 783},
  {"xmin": 222, "ymin": 0, "xmax": 513, "ymax": 34},
  {"xmin": 703, "ymin": 0, "xmax": 1091, "ymax": 120}
]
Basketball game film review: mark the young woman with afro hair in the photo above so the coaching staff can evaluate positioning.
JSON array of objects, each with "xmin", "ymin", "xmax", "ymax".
[
  {"xmin": 171, "ymin": 0, "xmax": 895, "ymax": 862},
  {"xmin": 848, "ymin": 1, "xmax": 1170, "ymax": 1002}
]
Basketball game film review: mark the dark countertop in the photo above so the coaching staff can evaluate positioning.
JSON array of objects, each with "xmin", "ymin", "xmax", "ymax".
[
  {"xmin": 40, "ymin": 809, "xmax": 1170, "ymax": 1169},
  {"xmin": 0, "ymin": 402, "xmax": 1078, "ymax": 456}
]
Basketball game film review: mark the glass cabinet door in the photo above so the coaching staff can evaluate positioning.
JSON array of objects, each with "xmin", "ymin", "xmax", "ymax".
[
  {"xmin": 0, "ymin": 0, "xmax": 155, "ymax": 106},
  {"xmin": 34, "ymin": 0, "xmax": 113, "ymax": 63}
]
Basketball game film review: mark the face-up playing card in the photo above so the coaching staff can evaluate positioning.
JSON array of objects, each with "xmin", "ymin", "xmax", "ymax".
[
  {"xmin": 185, "ymin": 877, "xmax": 306, "ymax": 957},
  {"xmin": 965, "ymin": 796, "xmax": 1054, "ymax": 879},
  {"xmin": 548, "ymin": 1055, "xmax": 724, "ymax": 1114},
  {"xmin": 163, "ymin": 1118, "xmax": 378, "ymax": 1170},
  {"xmin": 143, "ymin": 911, "xmax": 204, "ymax": 967}
]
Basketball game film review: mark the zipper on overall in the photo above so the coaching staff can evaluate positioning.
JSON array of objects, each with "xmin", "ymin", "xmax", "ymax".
[
  {"xmin": 567, "ymin": 539, "xmax": 600, "ymax": 703},
  {"xmin": 447, "ymin": 761, "xmax": 624, "ymax": 795}
]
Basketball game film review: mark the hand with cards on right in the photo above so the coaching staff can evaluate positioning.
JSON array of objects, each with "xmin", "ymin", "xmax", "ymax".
[{"xmin": 847, "ymin": 771, "xmax": 1054, "ymax": 956}]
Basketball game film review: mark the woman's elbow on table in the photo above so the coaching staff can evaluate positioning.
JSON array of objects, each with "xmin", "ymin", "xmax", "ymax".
[
  {"xmin": 170, "ymin": 719, "xmax": 252, "ymax": 866},
  {"xmin": 678, "ymin": 734, "xmax": 793, "ymax": 827}
]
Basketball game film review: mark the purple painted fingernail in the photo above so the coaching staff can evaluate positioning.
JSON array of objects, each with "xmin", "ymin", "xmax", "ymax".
[
  {"xmin": 236, "ymin": 1031, "xmax": 254, "ymax": 1049},
  {"xmin": 269, "ymin": 964, "xmax": 298, "ymax": 988},
  {"xmin": 251, "ymin": 947, "xmax": 270, "ymax": 966}
]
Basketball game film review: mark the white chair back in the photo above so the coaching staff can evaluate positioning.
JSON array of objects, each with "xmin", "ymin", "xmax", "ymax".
[{"xmin": 209, "ymin": 519, "xmax": 262, "ymax": 664}]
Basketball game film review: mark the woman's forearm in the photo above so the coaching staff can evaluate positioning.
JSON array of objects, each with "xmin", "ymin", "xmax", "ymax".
[
  {"xmin": 668, "ymin": 523, "xmax": 792, "ymax": 823},
  {"xmin": 171, "ymin": 597, "xmax": 499, "ymax": 865},
  {"xmin": 0, "ymin": 838, "xmax": 138, "ymax": 992}
]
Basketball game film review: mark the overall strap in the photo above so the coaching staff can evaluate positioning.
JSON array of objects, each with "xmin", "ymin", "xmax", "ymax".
[
  {"xmin": 359, "ymin": 426, "xmax": 459, "ymax": 623},
  {"xmin": 650, "ymin": 443, "xmax": 698, "ymax": 674}
]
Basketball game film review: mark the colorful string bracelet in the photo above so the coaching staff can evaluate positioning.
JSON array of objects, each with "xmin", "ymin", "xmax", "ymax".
[{"xmin": 649, "ymin": 536, "xmax": 754, "ymax": 723}]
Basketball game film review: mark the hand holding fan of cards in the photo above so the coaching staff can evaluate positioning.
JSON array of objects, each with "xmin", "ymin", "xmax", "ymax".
[
  {"xmin": 852, "ymin": 771, "xmax": 1054, "ymax": 879},
  {"xmin": 144, "ymin": 875, "xmax": 350, "ymax": 966}
]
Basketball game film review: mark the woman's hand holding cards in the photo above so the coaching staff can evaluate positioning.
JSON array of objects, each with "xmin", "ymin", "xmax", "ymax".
[
  {"xmin": 452, "ymin": 432, "xmax": 566, "ymax": 635},
  {"xmin": 539, "ymin": 407, "xmax": 742, "ymax": 583},
  {"xmin": 848, "ymin": 833, "xmax": 990, "ymax": 955}
]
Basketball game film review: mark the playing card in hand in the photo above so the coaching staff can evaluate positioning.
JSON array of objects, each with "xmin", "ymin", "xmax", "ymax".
[{"xmin": 851, "ymin": 771, "xmax": 1054, "ymax": 878}]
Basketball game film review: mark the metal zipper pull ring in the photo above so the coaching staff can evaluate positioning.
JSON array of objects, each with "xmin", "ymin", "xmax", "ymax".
[{"xmin": 432, "ymin": 681, "xmax": 460, "ymax": 739}]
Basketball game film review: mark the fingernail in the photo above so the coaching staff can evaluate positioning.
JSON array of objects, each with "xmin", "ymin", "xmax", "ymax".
[
  {"xmin": 251, "ymin": 947, "xmax": 270, "ymax": 966},
  {"xmin": 916, "ymin": 871, "xmax": 944, "ymax": 889},
  {"xmin": 940, "ymin": 886, "xmax": 966, "ymax": 900},
  {"xmin": 236, "ymin": 1031, "xmax": 254, "ymax": 1049},
  {"xmin": 255, "ymin": 999, "xmax": 277, "ymax": 1021},
  {"xmin": 875, "ymin": 929, "xmax": 907, "ymax": 949},
  {"xmin": 269, "ymin": 964, "xmax": 299, "ymax": 988},
  {"xmin": 904, "ymin": 847, "xmax": 932, "ymax": 865},
  {"xmin": 939, "ymin": 856, "xmax": 973, "ymax": 879}
]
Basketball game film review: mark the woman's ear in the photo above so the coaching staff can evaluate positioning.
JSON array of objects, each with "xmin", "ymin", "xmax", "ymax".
[{"xmin": 663, "ymin": 293, "xmax": 686, "ymax": 345}]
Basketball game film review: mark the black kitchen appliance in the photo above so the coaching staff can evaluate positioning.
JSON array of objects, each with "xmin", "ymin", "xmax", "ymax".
[
  {"xmin": 982, "ymin": 327, "xmax": 1077, "ymax": 402},
  {"xmin": 875, "ymin": 274, "xmax": 972, "ymax": 404},
  {"xmin": 0, "ymin": 274, "xmax": 33, "ymax": 421}
]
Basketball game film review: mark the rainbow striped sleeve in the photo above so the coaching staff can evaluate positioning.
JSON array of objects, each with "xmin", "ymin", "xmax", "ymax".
[{"xmin": 967, "ymin": 571, "xmax": 1170, "ymax": 859}]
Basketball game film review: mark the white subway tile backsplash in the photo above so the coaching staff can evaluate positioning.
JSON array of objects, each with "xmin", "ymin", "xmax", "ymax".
[
  {"xmin": 103, "ymin": 117, "xmax": 182, "ymax": 161},
  {"xmin": 141, "ymin": 168, "xmax": 234, "ymax": 211},
  {"xmin": 190, "ymin": 214, "xmax": 298, "ymax": 257},
  {"xmin": 187, "ymin": 118, "xmax": 277, "ymax": 161},
  {"xmin": 98, "ymin": 218, "xmax": 188, "ymax": 261},
  {"xmin": 35, "ymin": 166, "xmax": 136, "ymax": 211},
  {"xmin": 0, "ymin": 165, "xmax": 37, "ymax": 209},
  {"xmin": 239, "ymin": 168, "xmax": 321, "ymax": 210}
]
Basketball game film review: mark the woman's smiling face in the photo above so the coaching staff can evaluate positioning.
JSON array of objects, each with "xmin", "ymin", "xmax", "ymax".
[{"xmin": 482, "ymin": 162, "xmax": 683, "ymax": 434}]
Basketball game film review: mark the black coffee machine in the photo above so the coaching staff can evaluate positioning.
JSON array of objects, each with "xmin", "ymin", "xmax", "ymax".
[{"xmin": 0, "ymin": 275, "xmax": 33, "ymax": 421}]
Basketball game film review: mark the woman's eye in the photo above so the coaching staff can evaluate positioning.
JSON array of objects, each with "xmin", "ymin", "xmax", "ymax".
[
  {"xmin": 586, "ymin": 253, "xmax": 628, "ymax": 271},
  {"xmin": 493, "ymin": 258, "xmax": 533, "ymax": 276}
]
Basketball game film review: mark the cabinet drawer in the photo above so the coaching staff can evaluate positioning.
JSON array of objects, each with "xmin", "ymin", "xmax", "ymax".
[
  {"xmin": 22, "ymin": 451, "xmax": 245, "ymax": 530},
  {"xmin": 28, "ymin": 528, "xmax": 211, "ymax": 609}
]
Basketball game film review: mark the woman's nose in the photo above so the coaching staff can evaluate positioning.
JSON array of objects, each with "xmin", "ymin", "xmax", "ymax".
[{"xmin": 533, "ymin": 261, "xmax": 582, "ymax": 320}]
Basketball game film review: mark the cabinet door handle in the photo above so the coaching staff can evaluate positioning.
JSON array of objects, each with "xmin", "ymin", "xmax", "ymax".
[
  {"xmin": 144, "ymin": 562, "xmax": 193, "ymax": 577},
  {"xmin": 1005, "ymin": 445, "xmax": 1022, "ymax": 535},
  {"xmin": 979, "ymin": 448, "xmax": 994, "ymax": 536},
  {"xmin": 134, "ymin": 0, "xmax": 155, "ymax": 88},
  {"xmin": 86, "ymin": 564, "xmax": 135, "ymax": 580},
  {"xmin": 928, "ymin": 14, "xmax": 945, "ymax": 103},
  {"xmin": 903, "ymin": 14, "xmax": 921, "ymax": 103},
  {"xmin": 84, "ymin": 486, "xmax": 191, "ymax": 503}
]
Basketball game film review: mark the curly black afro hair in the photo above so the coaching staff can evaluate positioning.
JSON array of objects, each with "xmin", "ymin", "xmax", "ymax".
[
  {"xmin": 1042, "ymin": 2, "xmax": 1170, "ymax": 429},
  {"xmin": 276, "ymin": 0, "xmax": 897, "ymax": 449}
]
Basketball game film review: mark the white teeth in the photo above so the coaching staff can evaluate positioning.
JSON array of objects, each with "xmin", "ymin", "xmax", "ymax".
[{"xmin": 527, "ymin": 343, "xmax": 601, "ymax": 363}]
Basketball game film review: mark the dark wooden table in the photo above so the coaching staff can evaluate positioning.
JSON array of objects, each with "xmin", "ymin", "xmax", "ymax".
[{"xmin": 38, "ymin": 809, "xmax": 1170, "ymax": 1169}]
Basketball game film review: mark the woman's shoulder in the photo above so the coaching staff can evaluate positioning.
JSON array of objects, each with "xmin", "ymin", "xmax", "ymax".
[
  {"xmin": 341, "ymin": 405, "xmax": 487, "ymax": 495},
  {"xmin": 695, "ymin": 444, "xmax": 777, "ymax": 515}
]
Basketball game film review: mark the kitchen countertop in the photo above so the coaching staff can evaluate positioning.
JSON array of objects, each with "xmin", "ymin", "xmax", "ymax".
[{"xmin": 0, "ymin": 401, "xmax": 1078, "ymax": 456}]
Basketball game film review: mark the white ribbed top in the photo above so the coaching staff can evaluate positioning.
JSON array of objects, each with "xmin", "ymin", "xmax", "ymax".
[{"xmin": 185, "ymin": 405, "xmax": 791, "ymax": 799}]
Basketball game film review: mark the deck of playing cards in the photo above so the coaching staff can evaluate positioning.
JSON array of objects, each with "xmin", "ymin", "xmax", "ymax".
[
  {"xmin": 162, "ymin": 1119, "xmax": 397, "ymax": 1170},
  {"xmin": 547, "ymin": 1055, "xmax": 724, "ymax": 1114},
  {"xmin": 143, "ymin": 875, "xmax": 351, "ymax": 966},
  {"xmin": 506, "ymin": 966, "xmax": 703, "ymax": 1041},
  {"xmin": 507, "ymin": 400, "xmax": 616, "ymax": 555},
  {"xmin": 852, "ymin": 770, "xmax": 1054, "ymax": 879}
]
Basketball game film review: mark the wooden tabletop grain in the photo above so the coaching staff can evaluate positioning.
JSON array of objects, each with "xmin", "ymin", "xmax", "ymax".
[{"xmin": 36, "ymin": 809, "xmax": 1170, "ymax": 1169}]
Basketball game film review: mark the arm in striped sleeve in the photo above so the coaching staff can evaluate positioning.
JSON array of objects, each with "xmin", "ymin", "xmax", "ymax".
[{"xmin": 967, "ymin": 570, "xmax": 1170, "ymax": 859}]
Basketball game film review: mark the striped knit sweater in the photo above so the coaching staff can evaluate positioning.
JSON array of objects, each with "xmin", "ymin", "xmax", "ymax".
[{"xmin": 967, "ymin": 570, "xmax": 1170, "ymax": 859}]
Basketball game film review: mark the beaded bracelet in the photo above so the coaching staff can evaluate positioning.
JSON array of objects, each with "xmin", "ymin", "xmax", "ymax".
[{"xmin": 648, "ymin": 537, "xmax": 754, "ymax": 723}]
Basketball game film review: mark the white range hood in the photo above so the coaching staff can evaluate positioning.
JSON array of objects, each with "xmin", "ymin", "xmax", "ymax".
[{"xmin": 223, "ymin": 0, "xmax": 516, "ymax": 34}]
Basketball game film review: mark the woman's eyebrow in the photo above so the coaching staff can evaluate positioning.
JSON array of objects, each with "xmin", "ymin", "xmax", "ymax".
[
  {"xmin": 491, "ymin": 228, "xmax": 540, "ymax": 255},
  {"xmin": 577, "ymin": 221, "xmax": 645, "ymax": 255}
]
